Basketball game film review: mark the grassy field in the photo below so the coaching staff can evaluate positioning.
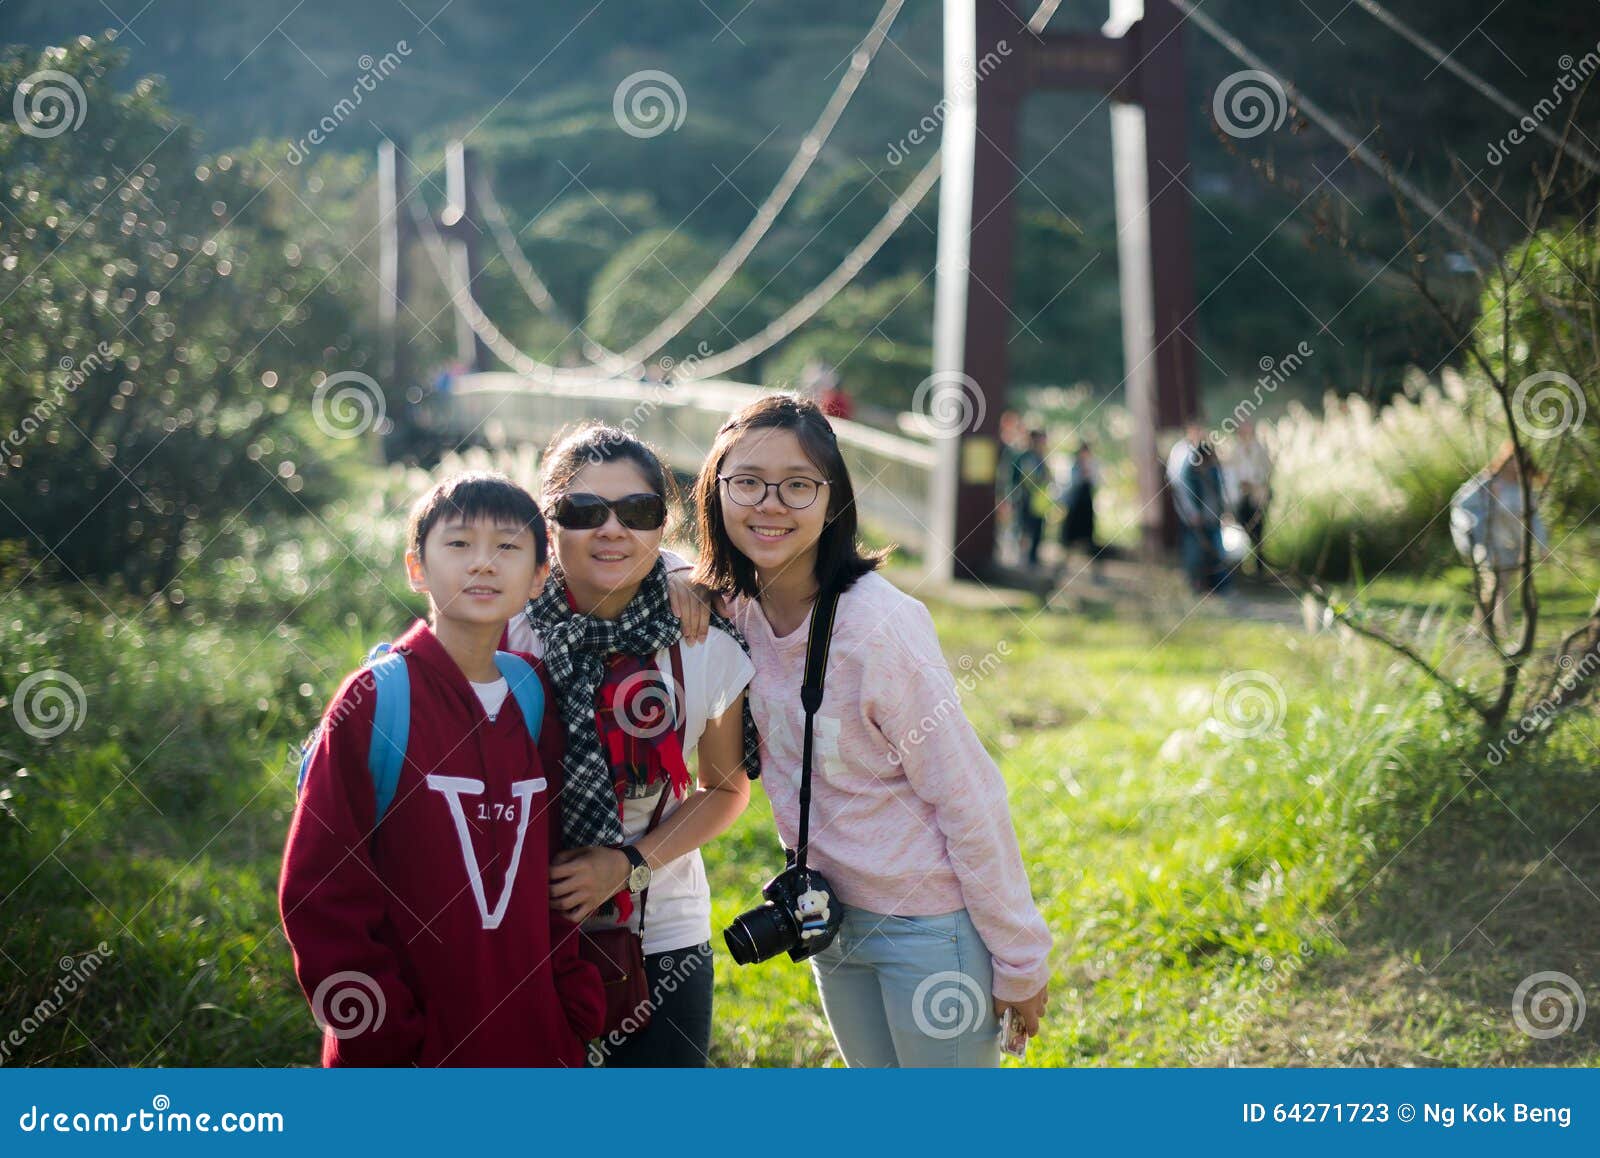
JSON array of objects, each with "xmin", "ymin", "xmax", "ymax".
[{"xmin": 2, "ymin": 493, "xmax": 1598, "ymax": 1067}]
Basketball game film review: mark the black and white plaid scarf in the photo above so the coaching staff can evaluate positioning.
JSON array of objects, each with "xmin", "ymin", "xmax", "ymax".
[{"xmin": 526, "ymin": 558, "xmax": 760, "ymax": 850}]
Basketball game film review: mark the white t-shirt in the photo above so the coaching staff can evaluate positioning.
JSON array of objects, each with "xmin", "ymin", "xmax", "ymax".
[
  {"xmin": 504, "ymin": 616, "xmax": 754, "ymax": 953},
  {"xmin": 470, "ymin": 677, "xmax": 509, "ymax": 721}
]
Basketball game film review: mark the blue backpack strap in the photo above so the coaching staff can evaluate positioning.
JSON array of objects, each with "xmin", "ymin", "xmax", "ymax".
[
  {"xmin": 366, "ymin": 650, "xmax": 411, "ymax": 822},
  {"xmin": 493, "ymin": 651, "xmax": 545, "ymax": 742},
  {"xmin": 296, "ymin": 735, "xmax": 317, "ymax": 796}
]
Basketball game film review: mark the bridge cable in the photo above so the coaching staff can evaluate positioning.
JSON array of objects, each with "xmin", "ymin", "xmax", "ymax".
[
  {"xmin": 410, "ymin": 194, "xmax": 584, "ymax": 385},
  {"xmin": 477, "ymin": 173, "xmax": 626, "ymax": 365},
  {"xmin": 420, "ymin": 0, "xmax": 1030, "ymax": 384},
  {"xmin": 415, "ymin": 150, "xmax": 942, "ymax": 385},
  {"xmin": 1350, "ymin": 0, "xmax": 1600, "ymax": 177},
  {"xmin": 677, "ymin": 151, "xmax": 942, "ymax": 380},
  {"xmin": 1171, "ymin": 0, "xmax": 1498, "ymax": 270},
  {"xmin": 576, "ymin": 0, "xmax": 908, "ymax": 374}
]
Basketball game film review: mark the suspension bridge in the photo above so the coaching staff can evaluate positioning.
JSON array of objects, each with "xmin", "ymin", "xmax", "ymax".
[{"xmin": 376, "ymin": 0, "xmax": 1556, "ymax": 580}]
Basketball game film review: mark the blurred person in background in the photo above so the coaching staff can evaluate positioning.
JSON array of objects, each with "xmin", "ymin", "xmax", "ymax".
[
  {"xmin": 1224, "ymin": 419, "xmax": 1272, "ymax": 573},
  {"xmin": 1170, "ymin": 434, "xmax": 1230, "ymax": 594},
  {"xmin": 819, "ymin": 379, "xmax": 854, "ymax": 421},
  {"xmin": 1057, "ymin": 442, "xmax": 1103, "ymax": 581},
  {"xmin": 1012, "ymin": 428, "xmax": 1054, "ymax": 570},
  {"xmin": 1450, "ymin": 440, "xmax": 1548, "ymax": 636},
  {"xmin": 995, "ymin": 410, "xmax": 1025, "ymax": 566}
]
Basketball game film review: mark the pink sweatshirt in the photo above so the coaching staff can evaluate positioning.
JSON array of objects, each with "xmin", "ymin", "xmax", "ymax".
[{"xmin": 728, "ymin": 572, "xmax": 1053, "ymax": 1002}]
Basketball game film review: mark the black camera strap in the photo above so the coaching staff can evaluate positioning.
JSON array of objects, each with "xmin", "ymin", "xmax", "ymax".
[{"xmin": 794, "ymin": 584, "xmax": 842, "ymax": 873}]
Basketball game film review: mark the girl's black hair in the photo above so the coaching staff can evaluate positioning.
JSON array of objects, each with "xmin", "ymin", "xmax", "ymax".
[
  {"xmin": 692, "ymin": 393, "xmax": 885, "ymax": 599},
  {"xmin": 407, "ymin": 471, "xmax": 547, "ymax": 565},
  {"xmin": 540, "ymin": 422, "xmax": 678, "ymax": 531}
]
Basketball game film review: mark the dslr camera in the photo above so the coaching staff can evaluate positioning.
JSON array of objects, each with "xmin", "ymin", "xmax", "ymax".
[{"xmin": 723, "ymin": 864, "xmax": 843, "ymax": 965}]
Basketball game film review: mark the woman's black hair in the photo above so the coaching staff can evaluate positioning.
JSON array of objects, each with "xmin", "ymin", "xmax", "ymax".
[
  {"xmin": 540, "ymin": 422, "xmax": 678, "ymax": 532},
  {"xmin": 407, "ymin": 471, "xmax": 547, "ymax": 565},
  {"xmin": 692, "ymin": 393, "xmax": 885, "ymax": 599}
]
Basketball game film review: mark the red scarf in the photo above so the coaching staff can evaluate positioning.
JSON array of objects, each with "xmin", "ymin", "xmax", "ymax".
[
  {"xmin": 593, "ymin": 651, "xmax": 688, "ymax": 923},
  {"xmin": 595, "ymin": 652, "xmax": 689, "ymax": 804}
]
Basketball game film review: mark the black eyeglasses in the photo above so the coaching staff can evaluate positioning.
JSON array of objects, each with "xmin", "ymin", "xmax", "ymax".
[
  {"xmin": 718, "ymin": 474, "xmax": 829, "ymax": 510},
  {"xmin": 549, "ymin": 492, "xmax": 668, "ymax": 531}
]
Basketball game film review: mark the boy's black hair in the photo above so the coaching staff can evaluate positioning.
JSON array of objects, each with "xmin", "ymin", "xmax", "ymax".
[
  {"xmin": 407, "ymin": 471, "xmax": 547, "ymax": 565},
  {"xmin": 691, "ymin": 393, "xmax": 885, "ymax": 599}
]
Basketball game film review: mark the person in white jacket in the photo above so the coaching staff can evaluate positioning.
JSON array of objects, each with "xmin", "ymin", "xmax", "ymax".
[{"xmin": 1450, "ymin": 441, "xmax": 1548, "ymax": 634}]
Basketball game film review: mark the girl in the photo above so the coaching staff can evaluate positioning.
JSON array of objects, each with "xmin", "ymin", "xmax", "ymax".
[
  {"xmin": 504, "ymin": 424, "xmax": 758, "ymax": 1067},
  {"xmin": 689, "ymin": 394, "xmax": 1052, "ymax": 1067}
]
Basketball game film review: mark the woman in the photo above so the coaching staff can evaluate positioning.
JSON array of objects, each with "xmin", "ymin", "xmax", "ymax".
[
  {"xmin": 503, "ymin": 424, "xmax": 757, "ymax": 1067},
  {"xmin": 1056, "ymin": 442, "xmax": 1102, "ymax": 579},
  {"xmin": 686, "ymin": 394, "xmax": 1052, "ymax": 1067}
]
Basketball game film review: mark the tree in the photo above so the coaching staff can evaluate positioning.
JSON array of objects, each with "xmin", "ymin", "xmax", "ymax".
[
  {"xmin": 1281, "ymin": 100, "xmax": 1600, "ymax": 735},
  {"xmin": 0, "ymin": 36, "xmax": 370, "ymax": 595}
]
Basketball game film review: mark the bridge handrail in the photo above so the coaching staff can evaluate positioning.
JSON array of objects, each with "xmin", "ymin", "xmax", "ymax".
[
  {"xmin": 431, "ymin": 372, "xmax": 936, "ymax": 550},
  {"xmin": 446, "ymin": 372, "xmax": 937, "ymax": 466}
]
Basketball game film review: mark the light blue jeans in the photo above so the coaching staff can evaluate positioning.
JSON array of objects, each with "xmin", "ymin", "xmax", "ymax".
[{"xmin": 809, "ymin": 903, "xmax": 1001, "ymax": 1067}]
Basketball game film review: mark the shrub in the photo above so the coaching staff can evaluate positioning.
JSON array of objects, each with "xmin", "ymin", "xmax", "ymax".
[{"xmin": 1259, "ymin": 371, "xmax": 1500, "ymax": 579}]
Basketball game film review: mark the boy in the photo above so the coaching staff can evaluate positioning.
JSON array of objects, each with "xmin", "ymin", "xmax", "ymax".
[{"xmin": 280, "ymin": 472, "xmax": 602, "ymax": 1066}]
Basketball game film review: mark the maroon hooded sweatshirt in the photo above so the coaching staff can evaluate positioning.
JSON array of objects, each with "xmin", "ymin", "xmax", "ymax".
[{"xmin": 280, "ymin": 619, "xmax": 603, "ymax": 1067}]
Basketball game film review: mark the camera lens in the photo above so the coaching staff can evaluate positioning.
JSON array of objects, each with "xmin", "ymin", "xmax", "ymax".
[{"xmin": 723, "ymin": 902, "xmax": 795, "ymax": 966}]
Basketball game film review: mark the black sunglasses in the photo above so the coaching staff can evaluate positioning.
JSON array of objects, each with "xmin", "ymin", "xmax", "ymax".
[{"xmin": 549, "ymin": 492, "xmax": 668, "ymax": 531}]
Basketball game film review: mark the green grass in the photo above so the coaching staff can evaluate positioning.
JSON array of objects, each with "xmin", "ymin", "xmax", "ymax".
[{"xmin": 3, "ymin": 513, "xmax": 1598, "ymax": 1068}]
